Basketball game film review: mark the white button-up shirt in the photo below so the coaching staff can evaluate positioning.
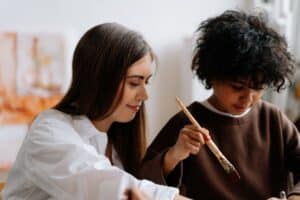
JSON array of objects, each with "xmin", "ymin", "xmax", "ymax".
[{"xmin": 2, "ymin": 109, "xmax": 178, "ymax": 200}]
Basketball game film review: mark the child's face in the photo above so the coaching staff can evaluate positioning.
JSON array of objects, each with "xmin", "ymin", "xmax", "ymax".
[
  {"xmin": 111, "ymin": 53, "xmax": 154, "ymax": 122},
  {"xmin": 209, "ymin": 80, "xmax": 264, "ymax": 115}
]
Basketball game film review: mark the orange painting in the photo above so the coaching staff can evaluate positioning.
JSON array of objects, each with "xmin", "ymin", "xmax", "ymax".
[{"xmin": 0, "ymin": 32, "xmax": 66, "ymax": 125}]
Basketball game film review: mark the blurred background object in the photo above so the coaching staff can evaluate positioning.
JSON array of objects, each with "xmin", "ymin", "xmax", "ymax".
[{"xmin": 246, "ymin": 0, "xmax": 300, "ymax": 122}]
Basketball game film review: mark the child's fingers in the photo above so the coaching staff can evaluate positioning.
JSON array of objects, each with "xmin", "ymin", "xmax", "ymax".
[
  {"xmin": 175, "ymin": 126, "xmax": 206, "ymax": 157},
  {"xmin": 181, "ymin": 132, "xmax": 203, "ymax": 154},
  {"xmin": 184, "ymin": 124, "xmax": 210, "ymax": 142},
  {"xmin": 183, "ymin": 135, "xmax": 202, "ymax": 147},
  {"xmin": 199, "ymin": 127, "xmax": 210, "ymax": 141},
  {"xmin": 183, "ymin": 139, "xmax": 202, "ymax": 154},
  {"xmin": 182, "ymin": 127, "xmax": 205, "ymax": 144}
]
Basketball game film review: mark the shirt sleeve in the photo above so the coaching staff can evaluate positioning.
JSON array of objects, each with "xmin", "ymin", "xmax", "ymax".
[{"xmin": 23, "ymin": 115, "xmax": 178, "ymax": 200}]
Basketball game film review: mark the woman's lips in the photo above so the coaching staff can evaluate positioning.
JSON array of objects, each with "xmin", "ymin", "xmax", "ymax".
[{"xmin": 127, "ymin": 105, "xmax": 140, "ymax": 112}]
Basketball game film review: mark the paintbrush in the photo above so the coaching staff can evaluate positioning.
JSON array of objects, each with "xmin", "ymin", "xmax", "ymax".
[{"xmin": 175, "ymin": 97, "xmax": 240, "ymax": 182}]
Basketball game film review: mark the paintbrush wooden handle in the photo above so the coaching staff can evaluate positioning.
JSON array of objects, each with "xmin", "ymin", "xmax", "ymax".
[{"xmin": 175, "ymin": 97, "xmax": 240, "ymax": 179}]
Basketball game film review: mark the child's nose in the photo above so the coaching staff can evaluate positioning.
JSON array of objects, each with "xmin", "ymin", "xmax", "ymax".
[{"xmin": 241, "ymin": 89, "xmax": 254, "ymax": 102}]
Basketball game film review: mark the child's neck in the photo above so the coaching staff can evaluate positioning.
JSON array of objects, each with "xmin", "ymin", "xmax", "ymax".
[{"xmin": 203, "ymin": 97, "xmax": 250, "ymax": 118}]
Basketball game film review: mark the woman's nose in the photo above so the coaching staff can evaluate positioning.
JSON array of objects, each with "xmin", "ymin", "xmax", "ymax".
[{"xmin": 137, "ymin": 85, "xmax": 148, "ymax": 101}]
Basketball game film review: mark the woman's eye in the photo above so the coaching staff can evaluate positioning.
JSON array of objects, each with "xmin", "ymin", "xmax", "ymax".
[
  {"xmin": 145, "ymin": 80, "xmax": 151, "ymax": 85},
  {"xmin": 129, "ymin": 82, "xmax": 140, "ymax": 87}
]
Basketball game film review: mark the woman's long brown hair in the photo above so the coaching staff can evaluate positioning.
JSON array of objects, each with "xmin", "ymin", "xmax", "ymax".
[{"xmin": 55, "ymin": 23, "xmax": 154, "ymax": 176}]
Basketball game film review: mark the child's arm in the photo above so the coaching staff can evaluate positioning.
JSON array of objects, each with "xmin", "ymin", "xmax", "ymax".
[
  {"xmin": 140, "ymin": 106, "xmax": 207, "ymax": 189},
  {"xmin": 163, "ymin": 124, "xmax": 206, "ymax": 175},
  {"xmin": 279, "ymin": 111, "xmax": 300, "ymax": 197},
  {"xmin": 140, "ymin": 111, "xmax": 190, "ymax": 186}
]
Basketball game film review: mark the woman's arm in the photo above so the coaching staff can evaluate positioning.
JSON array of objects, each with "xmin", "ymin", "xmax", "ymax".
[{"xmin": 22, "ymin": 114, "xmax": 179, "ymax": 200}]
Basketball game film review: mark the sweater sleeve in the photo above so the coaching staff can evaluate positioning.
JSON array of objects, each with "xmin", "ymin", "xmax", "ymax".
[
  {"xmin": 140, "ymin": 110, "xmax": 188, "ymax": 188},
  {"xmin": 280, "ymin": 111, "xmax": 300, "ymax": 196}
]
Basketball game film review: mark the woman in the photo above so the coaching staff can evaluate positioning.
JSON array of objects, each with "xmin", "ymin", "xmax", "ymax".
[{"xmin": 3, "ymin": 23, "xmax": 188, "ymax": 200}]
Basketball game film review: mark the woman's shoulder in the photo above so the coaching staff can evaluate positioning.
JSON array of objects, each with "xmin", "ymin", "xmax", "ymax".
[
  {"xmin": 35, "ymin": 108, "xmax": 72, "ymax": 121},
  {"xmin": 27, "ymin": 109, "xmax": 79, "ymax": 141},
  {"xmin": 31, "ymin": 109, "xmax": 73, "ymax": 128}
]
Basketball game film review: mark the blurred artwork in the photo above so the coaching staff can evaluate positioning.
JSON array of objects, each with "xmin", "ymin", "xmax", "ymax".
[
  {"xmin": 0, "ymin": 32, "xmax": 66, "ymax": 125},
  {"xmin": 294, "ymin": 74, "xmax": 300, "ymax": 101},
  {"xmin": 284, "ymin": 68, "xmax": 300, "ymax": 121}
]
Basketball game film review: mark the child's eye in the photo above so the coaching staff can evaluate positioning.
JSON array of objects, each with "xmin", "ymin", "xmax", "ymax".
[
  {"xmin": 252, "ymin": 85, "xmax": 266, "ymax": 91},
  {"xmin": 230, "ymin": 84, "xmax": 244, "ymax": 90}
]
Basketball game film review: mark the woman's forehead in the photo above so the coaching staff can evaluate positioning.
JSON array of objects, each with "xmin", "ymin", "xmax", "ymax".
[{"xmin": 126, "ymin": 54, "xmax": 154, "ymax": 75}]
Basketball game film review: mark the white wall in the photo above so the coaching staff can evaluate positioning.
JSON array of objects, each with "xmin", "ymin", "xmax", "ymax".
[
  {"xmin": 293, "ymin": 0, "xmax": 300, "ymax": 63},
  {"xmin": 248, "ymin": 0, "xmax": 300, "ymax": 120},
  {"xmin": 0, "ymin": 0, "xmax": 248, "ymax": 145}
]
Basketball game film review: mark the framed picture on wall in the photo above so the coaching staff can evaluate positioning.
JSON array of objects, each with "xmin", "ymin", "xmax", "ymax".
[
  {"xmin": 0, "ymin": 32, "xmax": 66, "ymax": 125},
  {"xmin": 0, "ymin": 31, "xmax": 68, "ymax": 182}
]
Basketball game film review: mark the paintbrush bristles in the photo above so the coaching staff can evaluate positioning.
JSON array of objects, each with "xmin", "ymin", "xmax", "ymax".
[{"xmin": 175, "ymin": 97, "xmax": 240, "ymax": 181}]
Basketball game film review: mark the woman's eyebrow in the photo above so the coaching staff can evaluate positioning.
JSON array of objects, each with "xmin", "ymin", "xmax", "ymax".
[{"xmin": 126, "ymin": 75, "xmax": 152, "ymax": 80}]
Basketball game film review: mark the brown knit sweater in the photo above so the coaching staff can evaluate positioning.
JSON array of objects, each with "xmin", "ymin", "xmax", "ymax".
[{"xmin": 140, "ymin": 100, "xmax": 300, "ymax": 200}]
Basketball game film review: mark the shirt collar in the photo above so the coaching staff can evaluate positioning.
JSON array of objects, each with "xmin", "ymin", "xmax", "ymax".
[{"xmin": 200, "ymin": 100, "xmax": 251, "ymax": 118}]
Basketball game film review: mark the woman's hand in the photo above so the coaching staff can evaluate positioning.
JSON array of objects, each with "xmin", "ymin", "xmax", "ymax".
[
  {"xmin": 267, "ymin": 195, "xmax": 300, "ymax": 200},
  {"xmin": 163, "ymin": 124, "xmax": 208, "ymax": 175},
  {"xmin": 174, "ymin": 194, "xmax": 192, "ymax": 200},
  {"xmin": 126, "ymin": 187, "xmax": 150, "ymax": 200},
  {"xmin": 126, "ymin": 188, "xmax": 192, "ymax": 200},
  {"xmin": 288, "ymin": 195, "xmax": 300, "ymax": 200}
]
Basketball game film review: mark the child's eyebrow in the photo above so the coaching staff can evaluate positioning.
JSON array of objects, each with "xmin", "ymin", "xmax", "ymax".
[
  {"xmin": 232, "ymin": 80, "xmax": 265, "ymax": 89},
  {"xmin": 232, "ymin": 79, "xmax": 250, "ymax": 85}
]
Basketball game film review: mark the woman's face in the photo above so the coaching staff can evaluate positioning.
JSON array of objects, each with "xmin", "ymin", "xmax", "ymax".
[
  {"xmin": 111, "ymin": 53, "xmax": 154, "ymax": 122},
  {"xmin": 209, "ymin": 79, "xmax": 265, "ymax": 115}
]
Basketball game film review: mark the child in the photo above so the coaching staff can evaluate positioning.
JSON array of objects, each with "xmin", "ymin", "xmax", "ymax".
[
  {"xmin": 2, "ymin": 23, "xmax": 189, "ymax": 200},
  {"xmin": 140, "ymin": 10, "xmax": 300, "ymax": 200}
]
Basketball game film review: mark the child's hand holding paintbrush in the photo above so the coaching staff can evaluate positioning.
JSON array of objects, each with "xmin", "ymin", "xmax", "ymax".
[
  {"xmin": 163, "ymin": 122, "xmax": 209, "ymax": 176},
  {"xmin": 168, "ymin": 97, "xmax": 241, "ymax": 182}
]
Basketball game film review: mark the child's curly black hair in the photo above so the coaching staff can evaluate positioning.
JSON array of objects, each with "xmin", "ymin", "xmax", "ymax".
[{"xmin": 192, "ymin": 10, "xmax": 295, "ymax": 91}]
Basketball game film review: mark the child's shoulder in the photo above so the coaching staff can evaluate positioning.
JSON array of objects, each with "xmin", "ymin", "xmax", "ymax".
[
  {"xmin": 255, "ymin": 100, "xmax": 281, "ymax": 113},
  {"xmin": 253, "ymin": 100, "xmax": 286, "ymax": 121},
  {"xmin": 170, "ymin": 101, "xmax": 203, "ymax": 122},
  {"xmin": 187, "ymin": 101, "xmax": 205, "ymax": 110}
]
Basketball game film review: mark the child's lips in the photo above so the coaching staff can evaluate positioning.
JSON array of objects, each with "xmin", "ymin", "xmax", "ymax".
[{"xmin": 234, "ymin": 104, "xmax": 249, "ymax": 111}]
